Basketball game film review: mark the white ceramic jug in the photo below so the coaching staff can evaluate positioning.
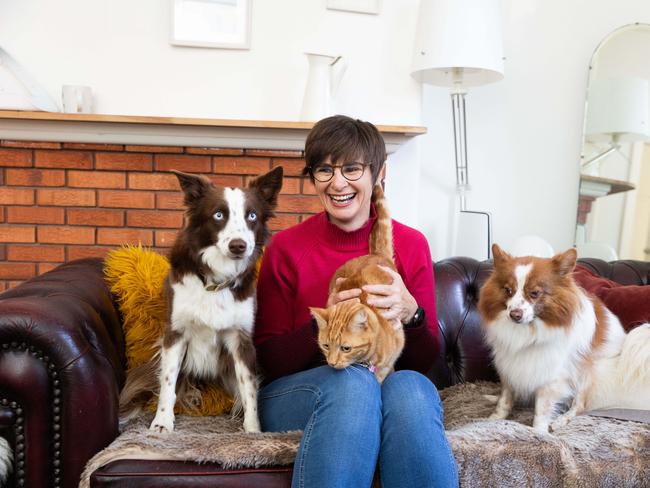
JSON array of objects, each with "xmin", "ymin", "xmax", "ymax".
[{"xmin": 300, "ymin": 53, "xmax": 347, "ymax": 121}]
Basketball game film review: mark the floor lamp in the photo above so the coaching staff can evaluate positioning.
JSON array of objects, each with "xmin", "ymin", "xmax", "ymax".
[{"xmin": 411, "ymin": 0, "xmax": 504, "ymax": 258}]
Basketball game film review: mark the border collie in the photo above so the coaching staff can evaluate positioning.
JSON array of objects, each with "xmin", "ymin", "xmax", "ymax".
[
  {"xmin": 119, "ymin": 167, "xmax": 283, "ymax": 433},
  {"xmin": 478, "ymin": 244, "xmax": 650, "ymax": 432}
]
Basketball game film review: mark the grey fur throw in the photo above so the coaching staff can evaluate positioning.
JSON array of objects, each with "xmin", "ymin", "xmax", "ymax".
[
  {"xmin": 80, "ymin": 382, "xmax": 650, "ymax": 487},
  {"xmin": 444, "ymin": 382, "xmax": 650, "ymax": 487}
]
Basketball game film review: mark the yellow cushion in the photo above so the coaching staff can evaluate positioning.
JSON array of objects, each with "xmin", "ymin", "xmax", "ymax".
[{"xmin": 104, "ymin": 245, "xmax": 234, "ymax": 416}]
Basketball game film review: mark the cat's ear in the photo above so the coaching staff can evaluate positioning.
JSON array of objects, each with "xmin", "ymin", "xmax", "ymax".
[
  {"xmin": 310, "ymin": 307, "xmax": 329, "ymax": 329},
  {"xmin": 351, "ymin": 310, "xmax": 368, "ymax": 331}
]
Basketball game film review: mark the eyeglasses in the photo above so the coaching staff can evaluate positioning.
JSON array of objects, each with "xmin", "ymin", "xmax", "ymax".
[{"xmin": 311, "ymin": 162, "xmax": 368, "ymax": 182}]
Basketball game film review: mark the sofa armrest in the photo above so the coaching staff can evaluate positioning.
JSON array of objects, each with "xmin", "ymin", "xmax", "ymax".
[{"xmin": 0, "ymin": 258, "xmax": 126, "ymax": 488}]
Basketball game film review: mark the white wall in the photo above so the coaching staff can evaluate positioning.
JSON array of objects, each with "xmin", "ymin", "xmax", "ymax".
[
  {"xmin": 3, "ymin": 0, "xmax": 650, "ymax": 260},
  {"xmin": 418, "ymin": 0, "xmax": 650, "ymax": 260},
  {"xmin": 0, "ymin": 0, "xmax": 421, "ymax": 123}
]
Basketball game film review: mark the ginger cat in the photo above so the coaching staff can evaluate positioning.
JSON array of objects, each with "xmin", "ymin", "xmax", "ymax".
[{"xmin": 310, "ymin": 184, "xmax": 405, "ymax": 383}]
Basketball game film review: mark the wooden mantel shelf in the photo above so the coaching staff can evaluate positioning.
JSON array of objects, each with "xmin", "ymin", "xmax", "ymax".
[
  {"xmin": 0, "ymin": 110, "xmax": 426, "ymax": 153},
  {"xmin": 580, "ymin": 174, "xmax": 635, "ymax": 198}
]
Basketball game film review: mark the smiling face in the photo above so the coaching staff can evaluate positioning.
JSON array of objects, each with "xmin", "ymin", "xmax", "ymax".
[
  {"xmin": 303, "ymin": 116, "xmax": 387, "ymax": 232},
  {"xmin": 313, "ymin": 156, "xmax": 375, "ymax": 232}
]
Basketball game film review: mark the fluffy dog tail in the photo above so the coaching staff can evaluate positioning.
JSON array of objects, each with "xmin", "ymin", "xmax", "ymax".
[
  {"xmin": 119, "ymin": 358, "xmax": 161, "ymax": 420},
  {"xmin": 615, "ymin": 324, "xmax": 650, "ymax": 409},
  {"xmin": 119, "ymin": 357, "xmax": 209, "ymax": 420},
  {"xmin": 0, "ymin": 436, "xmax": 12, "ymax": 485}
]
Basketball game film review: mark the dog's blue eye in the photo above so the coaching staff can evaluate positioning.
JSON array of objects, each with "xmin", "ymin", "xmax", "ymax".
[
  {"xmin": 247, "ymin": 211, "xmax": 257, "ymax": 222},
  {"xmin": 214, "ymin": 211, "xmax": 224, "ymax": 220}
]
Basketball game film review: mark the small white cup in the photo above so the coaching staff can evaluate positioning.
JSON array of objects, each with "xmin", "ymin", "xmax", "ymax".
[{"xmin": 61, "ymin": 85, "xmax": 93, "ymax": 113}]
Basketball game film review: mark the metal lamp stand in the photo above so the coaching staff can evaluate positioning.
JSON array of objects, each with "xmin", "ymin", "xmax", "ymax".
[{"xmin": 450, "ymin": 86, "xmax": 493, "ymax": 259}]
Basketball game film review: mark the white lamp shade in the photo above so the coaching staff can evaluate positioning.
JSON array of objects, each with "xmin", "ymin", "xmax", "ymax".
[
  {"xmin": 586, "ymin": 77, "xmax": 650, "ymax": 142},
  {"xmin": 411, "ymin": 0, "xmax": 504, "ymax": 87}
]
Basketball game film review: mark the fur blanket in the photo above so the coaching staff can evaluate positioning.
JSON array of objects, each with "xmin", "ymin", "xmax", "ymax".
[
  {"xmin": 0, "ymin": 437, "xmax": 12, "ymax": 486},
  {"xmin": 442, "ymin": 383, "xmax": 650, "ymax": 487},
  {"xmin": 80, "ymin": 382, "xmax": 650, "ymax": 487}
]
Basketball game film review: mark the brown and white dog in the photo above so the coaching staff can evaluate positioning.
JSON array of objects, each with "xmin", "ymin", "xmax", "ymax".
[
  {"xmin": 119, "ymin": 167, "xmax": 283, "ymax": 433},
  {"xmin": 478, "ymin": 243, "xmax": 650, "ymax": 432}
]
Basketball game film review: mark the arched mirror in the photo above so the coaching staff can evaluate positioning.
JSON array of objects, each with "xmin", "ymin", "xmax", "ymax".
[{"xmin": 576, "ymin": 24, "xmax": 650, "ymax": 261}]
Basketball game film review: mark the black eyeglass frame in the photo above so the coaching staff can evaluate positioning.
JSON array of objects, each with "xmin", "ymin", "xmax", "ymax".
[{"xmin": 310, "ymin": 162, "xmax": 370, "ymax": 183}]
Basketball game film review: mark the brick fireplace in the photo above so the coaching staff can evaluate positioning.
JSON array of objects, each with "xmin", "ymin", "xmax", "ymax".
[
  {"xmin": 0, "ymin": 140, "xmax": 321, "ymax": 291},
  {"xmin": 0, "ymin": 111, "xmax": 424, "ymax": 291}
]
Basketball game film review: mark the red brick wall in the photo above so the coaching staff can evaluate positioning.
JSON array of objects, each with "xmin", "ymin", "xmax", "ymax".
[{"xmin": 0, "ymin": 140, "xmax": 322, "ymax": 291}]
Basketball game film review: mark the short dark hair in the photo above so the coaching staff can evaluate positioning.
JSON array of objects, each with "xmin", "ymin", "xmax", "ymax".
[{"xmin": 303, "ymin": 115, "xmax": 386, "ymax": 185}]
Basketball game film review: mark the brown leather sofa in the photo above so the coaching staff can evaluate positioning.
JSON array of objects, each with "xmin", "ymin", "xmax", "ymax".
[{"xmin": 0, "ymin": 256, "xmax": 648, "ymax": 487}]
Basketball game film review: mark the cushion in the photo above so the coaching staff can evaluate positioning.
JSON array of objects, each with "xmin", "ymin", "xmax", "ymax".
[{"xmin": 573, "ymin": 266, "xmax": 650, "ymax": 331}]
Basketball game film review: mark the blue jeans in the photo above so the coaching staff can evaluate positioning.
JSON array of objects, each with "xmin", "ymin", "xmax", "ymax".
[{"xmin": 259, "ymin": 365, "xmax": 458, "ymax": 488}]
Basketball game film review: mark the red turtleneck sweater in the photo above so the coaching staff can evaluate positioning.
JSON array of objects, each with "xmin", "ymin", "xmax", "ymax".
[{"xmin": 254, "ymin": 210, "xmax": 439, "ymax": 384}]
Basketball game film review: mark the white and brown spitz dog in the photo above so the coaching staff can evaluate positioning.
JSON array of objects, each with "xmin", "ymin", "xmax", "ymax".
[
  {"xmin": 478, "ymin": 244, "xmax": 650, "ymax": 432},
  {"xmin": 119, "ymin": 167, "xmax": 283, "ymax": 433}
]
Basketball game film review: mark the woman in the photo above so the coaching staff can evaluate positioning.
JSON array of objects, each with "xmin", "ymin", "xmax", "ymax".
[{"xmin": 254, "ymin": 115, "xmax": 458, "ymax": 488}]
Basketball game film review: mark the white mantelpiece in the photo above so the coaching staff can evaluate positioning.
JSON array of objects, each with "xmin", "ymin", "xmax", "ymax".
[{"xmin": 0, "ymin": 111, "xmax": 426, "ymax": 154}]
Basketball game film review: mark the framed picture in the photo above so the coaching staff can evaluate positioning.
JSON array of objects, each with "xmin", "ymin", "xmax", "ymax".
[
  {"xmin": 171, "ymin": 0, "xmax": 252, "ymax": 49},
  {"xmin": 326, "ymin": 0, "xmax": 381, "ymax": 15}
]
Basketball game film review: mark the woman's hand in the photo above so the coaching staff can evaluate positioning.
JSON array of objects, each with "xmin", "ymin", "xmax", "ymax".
[
  {"xmin": 327, "ymin": 278, "xmax": 362, "ymax": 307},
  {"xmin": 363, "ymin": 266, "xmax": 418, "ymax": 325}
]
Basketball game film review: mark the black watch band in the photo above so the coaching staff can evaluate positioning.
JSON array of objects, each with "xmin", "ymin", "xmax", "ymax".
[{"xmin": 404, "ymin": 306, "xmax": 425, "ymax": 329}]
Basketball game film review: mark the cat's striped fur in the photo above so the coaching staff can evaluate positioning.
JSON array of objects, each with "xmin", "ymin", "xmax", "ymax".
[{"xmin": 310, "ymin": 184, "xmax": 405, "ymax": 383}]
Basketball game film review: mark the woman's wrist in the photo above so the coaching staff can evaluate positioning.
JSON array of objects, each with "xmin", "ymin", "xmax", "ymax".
[
  {"xmin": 403, "ymin": 306, "xmax": 425, "ymax": 329},
  {"xmin": 402, "ymin": 298, "xmax": 419, "ymax": 324}
]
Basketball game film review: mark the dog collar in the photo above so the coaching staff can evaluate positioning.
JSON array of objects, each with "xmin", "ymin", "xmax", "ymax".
[{"xmin": 205, "ymin": 278, "xmax": 236, "ymax": 292}]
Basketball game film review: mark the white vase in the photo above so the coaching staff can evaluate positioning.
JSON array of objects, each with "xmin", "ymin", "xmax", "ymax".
[{"xmin": 300, "ymin": 52, "xmax": 346, "ymax": 121}]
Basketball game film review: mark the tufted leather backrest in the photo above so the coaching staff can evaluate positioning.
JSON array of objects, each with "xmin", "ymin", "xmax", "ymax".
[
  {"xmin": 428, "ymin": 257, "xmax": 650, "ymax": 390},
  {"xmin": 428, "ymin": 257, "xmax": 498, "ymax": 389},
  {"xmin": 577, "ymin": 258, "xmax": 650, "ymax": 285}
]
